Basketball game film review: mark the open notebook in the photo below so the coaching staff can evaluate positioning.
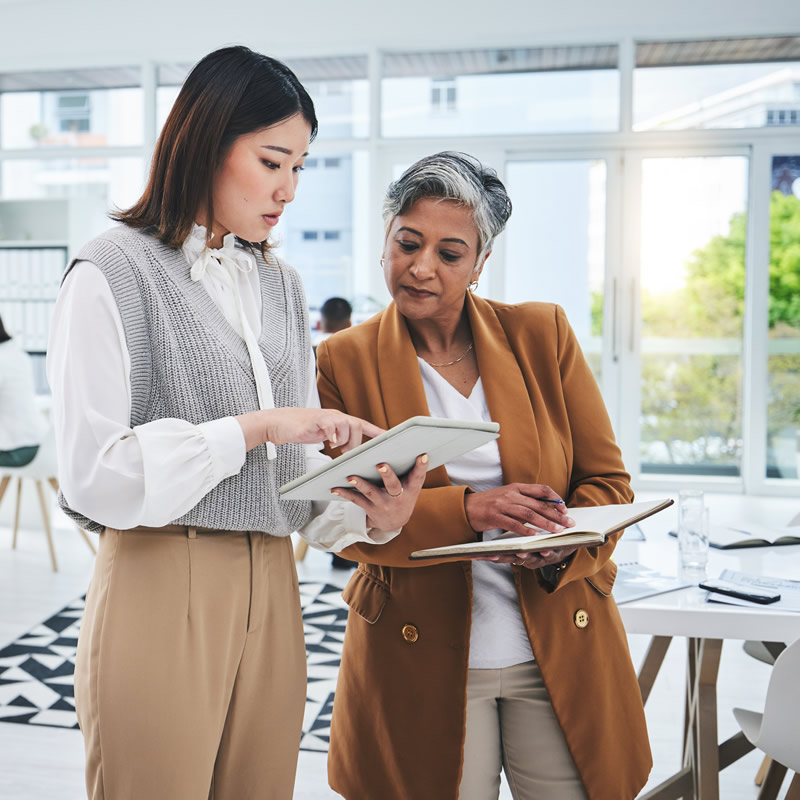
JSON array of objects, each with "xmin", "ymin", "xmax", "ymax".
[{"xmin": 409, "ymin": 498, "xmax": 674, "ymax": 561}]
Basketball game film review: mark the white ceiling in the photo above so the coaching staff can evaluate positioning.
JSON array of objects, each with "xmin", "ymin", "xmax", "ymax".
[{"xmin": 0, "ymin": 0, "xmax": 798, "ymax": 73}]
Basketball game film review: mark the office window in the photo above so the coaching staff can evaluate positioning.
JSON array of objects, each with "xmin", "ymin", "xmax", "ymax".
[
  {"xmin": 0, "ymin": 67, "xmax": 143, "ymax": 148},
  {"xmin": 638, "ymin": 156, "xmax": 749, "ymax": 476},
  {"xmin": 504, "ymin": 160, "xmax": 607, "ymax": 385},
  {"xmin": 382, "ymin": 45, "xmax": 619, "ymax": 137},
  {"xmin": 766, "ymin": 155, "xmax": 800, "ymax": 480},
  {"xmin": 271, "ymin": 151, "xmax": 369, "ymax": 307},
  {"xmin": 1, "ymin": 157, "xmax": 143, "ymax": 206},
  {"xmin": 157, "ymin": 57, "xmax": 369, "ymax": 139},
  {"xmin": 634, "ymin": 36, "xmax": 800, "ymax": 131}
]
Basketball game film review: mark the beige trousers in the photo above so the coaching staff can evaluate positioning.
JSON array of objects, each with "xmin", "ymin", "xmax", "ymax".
[
  {"xmin": 458, "ymin": 660, "xmax": 588, "ymax": 800},
  {"xmin": 74, "ymin": 526, "xmax": 306, "ymax": 800}
]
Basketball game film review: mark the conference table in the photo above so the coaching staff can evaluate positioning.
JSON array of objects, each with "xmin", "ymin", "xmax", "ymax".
[{"xmin": 613, "ymin": 528, "xmax": 800, "ymax": 800}]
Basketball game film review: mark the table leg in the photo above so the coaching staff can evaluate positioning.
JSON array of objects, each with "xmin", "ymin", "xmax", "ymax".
[
  {"xmin": 686, "ymin": 637, "xmax": 724, "ymax": 800},
  {"xmin": 638, "ymin": 635, "xmax": 673, "ymax": 704},
  {"xmin": 639, "ymin": 637, "xmax": 725, "ymax": 800}
]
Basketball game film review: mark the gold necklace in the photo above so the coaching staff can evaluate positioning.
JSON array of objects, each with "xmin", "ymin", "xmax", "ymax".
[{"xmin": 422, "ymin": 341, "xmax": 474, "ymax": 368}]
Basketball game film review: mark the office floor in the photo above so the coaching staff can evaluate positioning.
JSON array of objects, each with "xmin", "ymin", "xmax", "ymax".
[{"xmin": 0, "ymin": 503, "xmax": 795, "ymax": 799}]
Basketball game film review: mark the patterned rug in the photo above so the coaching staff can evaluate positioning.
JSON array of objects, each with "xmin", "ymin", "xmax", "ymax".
[{"xmin": 0, "ymin": 580, "xmax": 348, "ymax": 752}]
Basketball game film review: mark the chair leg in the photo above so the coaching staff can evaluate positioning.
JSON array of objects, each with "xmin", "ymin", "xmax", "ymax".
[
  {"xmin": 294, "ymin": 538, "xmax": 309, "ymax": 562},
  {"xmin": 785, "ymin": 774, "xmax": 800, "ymax": 800},
  {"xmin": 755, "ymin": 755, "xmax": 772, "ymax": 786},
  {"xmin": 12, "ymin": 478, "xmax": 23, "ymax": 549},
  {"xmin": 0, "ymin": 475, "xmax": 10, "ymax": 508},
  {"xmin": 758, "ymin": 760, "xmax": 788, "ymax": 800},
  {"xmin": 47, "ymin": 477, "xmax": 95, "ymax": 555},
  {"xmin": 34, "ymin": 480, "xmax": 58, "ymax": 572}
]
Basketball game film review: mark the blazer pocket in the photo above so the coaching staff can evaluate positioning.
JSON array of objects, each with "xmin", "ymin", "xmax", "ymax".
[
  {"xmin": 585, "ymin": 560, "xmax": 618, "ymax": 597},
  {"xmin": 342, "ymin": 566, "xmax": 390, "ymax": 624}
]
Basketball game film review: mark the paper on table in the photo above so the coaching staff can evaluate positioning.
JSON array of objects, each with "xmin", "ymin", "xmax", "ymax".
[
  {"xmin": 612, "ymin": 562, "xmax": 692, "ymax": 605},
  {"xmin": 705, "ymin": 569, "xmax": 800, "ymax": 612}
]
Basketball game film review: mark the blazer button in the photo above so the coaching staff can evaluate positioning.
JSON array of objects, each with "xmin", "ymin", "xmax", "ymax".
[
  {"xmin": 401, "ymin": 624, "xmax": 419, "ymax": 643},
  {"xmin": 574, "ymin": 609, "xmax": 589, "ymax": 629}
]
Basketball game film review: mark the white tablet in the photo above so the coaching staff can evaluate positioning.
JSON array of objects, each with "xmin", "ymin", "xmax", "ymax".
[{"xmin": 278, "ymin": 415, "xmax": 500, "ymax": 501}]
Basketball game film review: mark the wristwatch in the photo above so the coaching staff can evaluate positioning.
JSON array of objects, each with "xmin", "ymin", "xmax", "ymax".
[{"xmin": 540, "ymin": 553, "xmax": 574, "ymax": 586}]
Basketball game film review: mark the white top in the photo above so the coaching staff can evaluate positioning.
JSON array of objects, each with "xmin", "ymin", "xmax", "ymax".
[
  {"xmin": 0, "ymin": 339, "xmax": 47, "ymax": 450},
  {"xmin": 418, "ymin": 358, "xmax": 534, "ymax": 669},
  {"xmin": 45, "ymin": 224, "xmax": 399, "ymax": 552}
]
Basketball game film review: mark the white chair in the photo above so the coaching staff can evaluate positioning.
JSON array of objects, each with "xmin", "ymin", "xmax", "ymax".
[
  {"xmin": 733, "ymin": 636, "xmax": 800, "ymax": 800},
  {"xmin": 0, "ymin": 425, "xmax": 95, "ymax": 572}
]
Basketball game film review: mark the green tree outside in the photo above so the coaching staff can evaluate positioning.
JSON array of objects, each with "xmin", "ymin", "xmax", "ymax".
[{"xmin": 592, "ymin": 190, "xmax": 800, "ymax": 473}]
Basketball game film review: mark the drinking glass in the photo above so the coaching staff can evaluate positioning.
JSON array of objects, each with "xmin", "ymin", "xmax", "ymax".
[{"xmin": 677, "ymin": 489, "xmax": 709, "ymax": 579}]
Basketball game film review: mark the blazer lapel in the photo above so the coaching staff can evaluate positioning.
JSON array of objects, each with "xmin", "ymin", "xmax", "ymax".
[
  {"xmin": 466, "ymin": 293, "xmax": 541, "ymax": 485},
  {"xmin": 376, "ymin": 302, "xmax": 430, "ymax": 425},
  {"xmin": 376, "ymin": 303, "xmax": 458, "ymax": 488}
]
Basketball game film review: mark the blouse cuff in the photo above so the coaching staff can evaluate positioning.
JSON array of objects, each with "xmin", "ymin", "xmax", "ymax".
[
  {"xmin": 300, "ymin": 499, "xmax": 402, "ymax": 553},
  {"xmin": 197, "ymin": 416, "xmax": 247, "ymax": 483}
]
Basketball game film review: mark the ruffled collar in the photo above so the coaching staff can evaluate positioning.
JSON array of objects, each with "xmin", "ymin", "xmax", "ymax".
[{"xmin": 182, "ymin": 223, "xmax": 253, "ymax": 282}]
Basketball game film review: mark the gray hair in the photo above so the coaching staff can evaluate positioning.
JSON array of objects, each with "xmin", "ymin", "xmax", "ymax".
[{"xmin": 382, "ymin": 151, "xmax": 512, "ymax": 263}]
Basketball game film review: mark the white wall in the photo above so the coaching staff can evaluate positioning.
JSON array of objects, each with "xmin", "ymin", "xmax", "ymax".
[{"xmin": 0, "ymin": 0, "xmax": 799, "ymax": 71}]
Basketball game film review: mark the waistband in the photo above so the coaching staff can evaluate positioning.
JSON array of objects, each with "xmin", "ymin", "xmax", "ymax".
[{"xmin": 117, "ymin": 524, "xmax": 247, "ymax": 539}]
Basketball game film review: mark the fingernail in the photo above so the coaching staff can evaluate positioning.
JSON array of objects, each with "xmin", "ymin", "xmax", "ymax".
[
  {"xmin": 566, "ymin": 517, "xmax": 575, "ymax": 525},
  {"xmin": 330, "ymin": 433, "xmax": 338, "ymax": 444},
  {"xmin": 348, "ymin": 479, "xmax": 358, "ymax": 486},
  {"xmin": 421, "ymin": 454, "xmax": 429, "ymax": 464},
  {"xmin": 331, "ymin": 491, "xmax": 340, "ymax": 497},
  {"xmin": 540, "ymin": 551, "xmax": 552, "ymax": 557},
  {"xmin": 378, "ymin": 465, "xmax": 388, "ymax": 473}
]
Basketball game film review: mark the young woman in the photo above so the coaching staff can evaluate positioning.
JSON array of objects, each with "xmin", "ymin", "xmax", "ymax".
[{"xmin": 47, "ymin": 46, "xmax": 425, "ymax": 800}]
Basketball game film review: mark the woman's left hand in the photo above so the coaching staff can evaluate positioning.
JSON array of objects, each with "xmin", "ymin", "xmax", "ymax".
[
  {"xmin": 330, "ymin": 454, "xmax": 429, "ymax": 532},
  {"xmin": 474, "ymin": 543, "xmax": 580, "ymax": 571}
]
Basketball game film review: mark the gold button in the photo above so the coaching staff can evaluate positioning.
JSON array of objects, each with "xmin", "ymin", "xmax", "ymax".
[
  {"xmin": 574, "ymin": 609, "xmax": 589, "ymax": 629},
  {"xmin": 401, "ymin": 624, "xmax": 419, "ymax": 643}
]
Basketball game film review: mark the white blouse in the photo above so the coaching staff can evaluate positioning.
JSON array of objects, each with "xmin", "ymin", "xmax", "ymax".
[
  {"xmin": 418, "ymin": 358, "xmax": 534, "ymax": 669},
  {"xmin": 46, "ymin": 225, "xmax": 398, "ymax": 552}
]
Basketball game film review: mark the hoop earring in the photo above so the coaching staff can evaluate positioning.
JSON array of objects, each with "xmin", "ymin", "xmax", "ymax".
[{"xmin": 468, "ymin": 280, "xmax": 479, "ymax": 292}]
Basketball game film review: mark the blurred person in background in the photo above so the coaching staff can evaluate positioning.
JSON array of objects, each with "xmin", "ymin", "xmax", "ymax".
[{"xmin": 319, "ymin": 296, "xmax": 352, "ymax": 339}]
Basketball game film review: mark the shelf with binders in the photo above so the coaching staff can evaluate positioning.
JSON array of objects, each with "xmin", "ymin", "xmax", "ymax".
[{"xmin": 0, "ymin": 243, "xmax": 68, "ymax": 353}]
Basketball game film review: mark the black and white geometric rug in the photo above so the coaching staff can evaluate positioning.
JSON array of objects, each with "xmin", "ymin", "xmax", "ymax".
[{"xmin": 0, "ymin": 580, "xmax": 348, "ymax": 752}]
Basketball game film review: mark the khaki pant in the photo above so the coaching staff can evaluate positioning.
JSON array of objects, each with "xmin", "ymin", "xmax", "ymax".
[
  {"xmin": 74, "ymin": 526, "xmax": 306, "ymax": 800},
  {"xmin": 458, "ymin": 661, "xmax": 588, "ymax": 800}
]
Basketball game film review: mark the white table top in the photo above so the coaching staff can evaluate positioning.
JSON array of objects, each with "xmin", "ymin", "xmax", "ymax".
[{"xmin": 614, "ymin": 526, "xmax": 800, "ymax": 643}]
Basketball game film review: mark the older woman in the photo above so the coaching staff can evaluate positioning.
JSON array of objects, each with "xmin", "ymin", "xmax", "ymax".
[{"xmin": 317, "ymin": 152, "xmax": 651, "ymax": 800}]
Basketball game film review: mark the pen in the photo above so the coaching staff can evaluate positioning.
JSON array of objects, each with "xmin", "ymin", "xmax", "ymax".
[{"xmin": 535, "ymin": 497, "xmax": 565, "ymax": 504}]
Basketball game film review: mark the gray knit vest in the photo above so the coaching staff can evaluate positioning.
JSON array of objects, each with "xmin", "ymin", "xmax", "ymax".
[{"xmin": 58, "ymin": 225, "xmax": 312, "ymax": 536}]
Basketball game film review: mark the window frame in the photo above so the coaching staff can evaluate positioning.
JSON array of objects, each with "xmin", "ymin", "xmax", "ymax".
[{"xmin": 1, "ymin": 41, "xmax": 798, "ymax": 496}]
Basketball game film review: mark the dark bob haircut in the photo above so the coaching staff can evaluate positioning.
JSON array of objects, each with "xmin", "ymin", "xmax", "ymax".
[{"xmin": 114, "ymin": 46, "xmax": 317, "ymax": 253}]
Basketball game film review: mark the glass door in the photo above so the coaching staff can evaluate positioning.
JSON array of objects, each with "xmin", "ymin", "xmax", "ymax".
[
  {"xmin": 766, "ymin": 154, "xmax": 800, "ymax": 482},
  {"xmin": 623, "ymin": 152, "xmax": 750, "ymax": 483},
  {"xmin": 503, "ymin": 157, "xmax": 614, "ymax": 392}
]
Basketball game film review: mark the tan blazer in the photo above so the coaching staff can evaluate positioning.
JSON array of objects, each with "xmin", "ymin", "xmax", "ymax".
[{"xmin": 316, "ymin": 293, "xmax": 652, "ymax": 800}]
